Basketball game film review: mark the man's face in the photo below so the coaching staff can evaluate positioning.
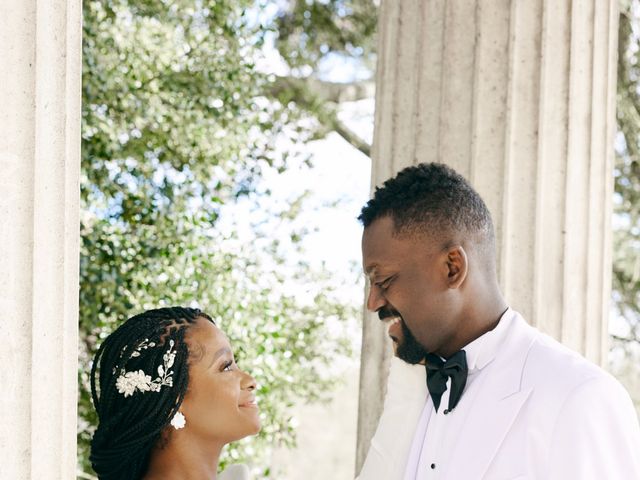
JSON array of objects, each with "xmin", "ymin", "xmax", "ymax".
[{"xmin": 362, "ymin": 216, "xmax": 461, "ymax": 360}]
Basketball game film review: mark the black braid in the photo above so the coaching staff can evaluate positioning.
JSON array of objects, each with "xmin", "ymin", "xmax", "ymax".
[{"xmin": 90, "ymin": 306, "xmax": 214, "ymax": 480}]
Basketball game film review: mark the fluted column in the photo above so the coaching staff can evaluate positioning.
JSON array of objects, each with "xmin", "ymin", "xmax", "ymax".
[
  {"xmin": 0, "ymin": 0, "xmax": 82, "ymax": 478},
  {"xmin": 356, "ymin": 0, "xmax": 618, "ymax": 472}
]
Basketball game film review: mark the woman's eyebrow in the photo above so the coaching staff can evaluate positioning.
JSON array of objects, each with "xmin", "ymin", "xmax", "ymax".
[{"xmin": 208, "ymin": 347, "xmax": 232, "ymax": 367}]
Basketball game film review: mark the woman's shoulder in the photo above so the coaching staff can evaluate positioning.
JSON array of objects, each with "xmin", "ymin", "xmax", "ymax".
[{"xmin": 219, "ymin": 464, "xmax": 251, "ymax": 480}]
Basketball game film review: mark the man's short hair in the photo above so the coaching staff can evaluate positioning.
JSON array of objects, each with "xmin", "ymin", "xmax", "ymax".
[{"xmin": 358, "ymin": 162, "xmax": 494, "ymax": 245}]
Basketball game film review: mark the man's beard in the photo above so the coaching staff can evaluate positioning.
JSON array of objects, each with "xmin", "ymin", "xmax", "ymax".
[
  {"xmin": 396, "ymin": 318, "xmax": 428, "ymax": 364},
  {"xmin": 379, "ymin": 308, "xmax": 427, "ymax": 364}
]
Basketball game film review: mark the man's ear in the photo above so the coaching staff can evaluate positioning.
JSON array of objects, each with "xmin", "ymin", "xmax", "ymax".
[{"xmin": 446, "ymin": 245, "xmax": 467, "ymax": 289}]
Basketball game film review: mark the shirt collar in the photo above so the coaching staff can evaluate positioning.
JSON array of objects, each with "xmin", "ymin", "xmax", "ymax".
[{"xmin": 462, "ymin": 307, "xmax": 513, "ymax": 372}]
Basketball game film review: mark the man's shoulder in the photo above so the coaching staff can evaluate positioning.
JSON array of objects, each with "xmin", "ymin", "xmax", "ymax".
[
  {"xmin": 499, "ymin": 313, "xmax": 637, "ymax": 433},
  {"xmin": 512, "ymin": 316, "xmax": 619, "ymax": 398}
]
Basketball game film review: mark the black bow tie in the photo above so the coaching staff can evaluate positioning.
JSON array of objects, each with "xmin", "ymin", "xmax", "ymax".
[{"xmin": 424, "ymin": 350, "xmax": 468, "ymax": 413}]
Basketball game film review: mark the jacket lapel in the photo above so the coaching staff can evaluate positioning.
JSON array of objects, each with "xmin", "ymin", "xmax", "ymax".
[
  {"xmin": 445, "ymin": 314, "xmax": 537, "ymax": 479},
  {"xmin": 401, "ymin": 396, "xmax": 434, "ymax": 480},
  {"xmin": 358, "ymin": 357, "xmax": 429, "ymax": 480}
]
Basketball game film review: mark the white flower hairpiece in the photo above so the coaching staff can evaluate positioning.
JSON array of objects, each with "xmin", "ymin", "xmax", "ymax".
[{"xmin": 115, "ymin": 339, "xmax": 177, "ymax": 397}]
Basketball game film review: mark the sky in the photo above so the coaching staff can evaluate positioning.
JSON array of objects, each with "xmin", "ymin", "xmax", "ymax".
[{"xmin": 217, "ymin": 17, "xmax": 376, "ymax": 306}]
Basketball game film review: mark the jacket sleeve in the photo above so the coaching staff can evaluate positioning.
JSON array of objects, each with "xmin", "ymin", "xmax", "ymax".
[
  {"xmin": 357, "ymin": 357, "xmax": 427, "ymax": 480},
  {"xmin": 548, "ymin": 373, "xmax": 640, "ymax": 479}
]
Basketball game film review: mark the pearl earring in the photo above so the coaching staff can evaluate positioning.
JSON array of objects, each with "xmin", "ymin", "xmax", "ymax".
[{"xmin": 170, "ymin": 411, "xmax": 186, "ymax": 430}]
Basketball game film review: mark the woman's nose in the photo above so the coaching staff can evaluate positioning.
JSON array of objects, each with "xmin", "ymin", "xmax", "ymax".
[{"xmin": 242, "ymin": 371, "xmax": 257, "ymax": 391}]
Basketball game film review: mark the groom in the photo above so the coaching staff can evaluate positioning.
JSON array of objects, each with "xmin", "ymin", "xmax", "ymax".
[{"xmin": 357, "ymin": 163, "xmax": 640, "ymax": 479}]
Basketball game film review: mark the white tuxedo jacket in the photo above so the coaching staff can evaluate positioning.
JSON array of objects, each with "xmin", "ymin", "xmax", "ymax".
[{"xmin": 358, "ymin": 310, "xmax": 640, "ymax": 479}]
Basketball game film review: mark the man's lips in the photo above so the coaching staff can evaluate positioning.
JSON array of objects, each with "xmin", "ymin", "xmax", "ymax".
[{"xmin": 386, "ymin": 317, "xmax": 402, "ymax": 342}]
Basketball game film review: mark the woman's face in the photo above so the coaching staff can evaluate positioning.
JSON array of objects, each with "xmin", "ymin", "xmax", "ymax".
[{"xmin": 179, "ymin": 317, "xmax": 260, "ymax": 444}]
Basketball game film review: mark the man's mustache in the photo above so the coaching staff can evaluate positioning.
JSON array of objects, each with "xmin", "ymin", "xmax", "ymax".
[{"xmin": 378, "ymin": 308, "xmax": 401, "ymax": 322}]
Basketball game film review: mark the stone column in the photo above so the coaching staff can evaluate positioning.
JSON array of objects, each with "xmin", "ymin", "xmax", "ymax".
[
  {"xmin": 0, "ymin": 0, "xmax": 82, "ymax": 478},
  {"xmin": 356, "ymin": 0, "xmax": 618, "ymax": 472}
]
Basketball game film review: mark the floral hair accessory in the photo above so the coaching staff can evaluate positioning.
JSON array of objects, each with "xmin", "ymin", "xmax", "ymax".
[{"xmin": 115, "ymin": 339, "xmax": 177, "ymax": 397}]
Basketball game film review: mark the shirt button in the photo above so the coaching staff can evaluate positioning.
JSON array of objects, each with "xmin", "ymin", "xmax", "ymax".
[
  {"xmin": 431, "ymin": 464, "xmax": 436, "ymax": 469},
  {"xmin": 443, "ymin": 409, "xmax": 449, "ymax": 415}
]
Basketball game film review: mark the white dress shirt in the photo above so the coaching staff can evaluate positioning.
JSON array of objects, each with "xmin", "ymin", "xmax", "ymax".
[{"xmin": 403, "ymin": 312, "xmax": 513, "ymax": 479}]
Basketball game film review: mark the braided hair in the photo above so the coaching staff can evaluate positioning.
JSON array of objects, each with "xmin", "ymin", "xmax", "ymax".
[{"xmin": 90, "ymin": 306, "xmax": 214, "ymax": 480}]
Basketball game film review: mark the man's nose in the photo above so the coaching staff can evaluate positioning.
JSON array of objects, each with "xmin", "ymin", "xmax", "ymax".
[{"xmin": 366, "ymin": 285, "xmax": 387, "ymax": 312}]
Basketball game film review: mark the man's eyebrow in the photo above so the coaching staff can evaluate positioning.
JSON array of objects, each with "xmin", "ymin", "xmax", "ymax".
[{"xmin": 364, "ymin": 264, "xmax": 378, "ymax": 276}]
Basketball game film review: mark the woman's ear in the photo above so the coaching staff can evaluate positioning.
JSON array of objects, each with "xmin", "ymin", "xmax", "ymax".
[{"xmin": 446, "ymin": 245, "xmax": 468, "ymax": 289}]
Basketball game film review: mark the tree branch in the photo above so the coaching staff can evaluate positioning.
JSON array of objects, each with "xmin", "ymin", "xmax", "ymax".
[
  {"xmin": 271, "ymin": 75, "xmax": 375, "ymax": 103},
  {"xmin": 267, "ymin": 75, "xmax": 373, "ymax": 156},
  {"xmin": 332, "ymin": 116, "xmax": 371, "ymax": 157},
  {"xmin": 611, "ymin": 333, "xmax": 639, "ymax": 344}
]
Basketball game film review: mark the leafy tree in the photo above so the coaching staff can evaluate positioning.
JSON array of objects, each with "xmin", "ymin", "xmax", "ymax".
[
  {"xmin": 272, "ymin": 0, "xmax": 377, "ymax": 155},
  {"xmin": 78, "ymin": 0, "xmax": 363, "ymax": 476},
  {"xmin": 612, "ymin": 0, "xmax": 640, "ymax": 408},
  {"xmin": 615, "ymin": 1, "xmax": 640, "ymax": 342}
]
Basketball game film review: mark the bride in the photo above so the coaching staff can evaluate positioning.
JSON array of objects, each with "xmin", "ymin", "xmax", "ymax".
[{"xmin": 90, "ymin": 306, "xmax": 259, "ymax": 479}]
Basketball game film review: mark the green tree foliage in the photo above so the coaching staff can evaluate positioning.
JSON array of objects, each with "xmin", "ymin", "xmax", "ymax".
[
  {"xmin": 79, "ymin": 0, "xmax": 360, "ymax": 476},
  {"xmin": 275, "ymin": 0, "xmax": 377, "ymax": 71},
  {"xmin": 613, "ymin": 1, "xmax": 640, "ymax": 409},
  {"xmin": 616, "ymin": 1, "xmax": 640, "ymax": 345},
  {"xmin": 271, "ymin": 0, "xmax": 378, "ymax": 154}
]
